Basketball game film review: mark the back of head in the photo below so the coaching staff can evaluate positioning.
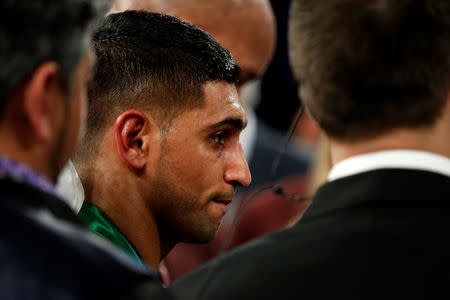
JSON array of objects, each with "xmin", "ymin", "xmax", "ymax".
[
  {"xmin": 0, "ymin": 0, "xmax": 107, "ymax": 117},
  {"xmin": 289, "ymin": 0, "xmax": 450, "ymax": 141},
  {"xmin": 77, "ymin": 11, "xmax": 239, "ymax": 161}
]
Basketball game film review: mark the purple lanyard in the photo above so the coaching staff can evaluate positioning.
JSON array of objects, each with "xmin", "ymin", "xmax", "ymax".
[{"xmin": 0, "ymin": 157, "xmax": 61, "ymax": 199}]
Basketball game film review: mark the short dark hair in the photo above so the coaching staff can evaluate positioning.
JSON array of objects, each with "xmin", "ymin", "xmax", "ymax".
[
  {"xmin": 0, "ymin": 0, "xmax": 108, "ymax": 118},
  {"xmin": 83, "ymin": 11, "xmax": 239, "ymax": 147},
  {"xmin": 289, "ymin": 0, "xmax": 450, "ymax": 141}
]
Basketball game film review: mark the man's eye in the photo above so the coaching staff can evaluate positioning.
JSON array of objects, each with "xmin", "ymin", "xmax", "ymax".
[{"xmin": 211, "ymin": 131, "xmax": 228, "ymax": 146}]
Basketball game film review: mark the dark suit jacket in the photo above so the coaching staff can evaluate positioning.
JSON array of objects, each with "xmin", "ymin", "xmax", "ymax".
[
  {"xmin": 170, "ymin": 169, "xmax": 450, "ymax": 299},
  {"xmin": 0, "ymin": 178, "xmax": 171, "ymax": 300}
]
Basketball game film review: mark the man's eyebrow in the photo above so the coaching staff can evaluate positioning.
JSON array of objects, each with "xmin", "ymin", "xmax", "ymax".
[{"xmin": 209, "ymin": 117, "xmax": 248, "ymax": 131}]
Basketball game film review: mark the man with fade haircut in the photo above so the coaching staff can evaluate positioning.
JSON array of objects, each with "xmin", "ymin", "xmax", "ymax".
[
  {"xmin": 117, "ymin": 0, "xmax": 312, "ymax": 279},
  {"xmin": 126, "ymin": 0, "xmax": 311, "ymax": 186},
  {"xmin": 72, "ymin": 10, "xmax": 251, "ymax": 271},
  {"xmin": 0, "ymin": 1, "xmax": 170, "ymax": 299},
  {"xmin": 170, "ymin": 0, "xmax": 450, "ymax": 299}
]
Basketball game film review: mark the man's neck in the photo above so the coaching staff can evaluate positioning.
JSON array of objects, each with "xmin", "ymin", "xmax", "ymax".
[{"xmin": 85, "ymin": 172, "xmax": 164, "ymax": 269}]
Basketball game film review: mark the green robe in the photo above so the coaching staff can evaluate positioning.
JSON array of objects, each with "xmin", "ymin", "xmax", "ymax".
[{"xmin": 78, "ymin": 202, "xmax": 144, "ymax": 266}]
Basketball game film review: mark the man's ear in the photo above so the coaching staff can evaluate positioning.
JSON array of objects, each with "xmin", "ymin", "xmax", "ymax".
[
  {"xmin": 22, "ymin": 62, "xmax": 61, "ymax": 143},
  {"xmin": 114, "ymin": 109, "xmax": 151, "ymax": 172}
]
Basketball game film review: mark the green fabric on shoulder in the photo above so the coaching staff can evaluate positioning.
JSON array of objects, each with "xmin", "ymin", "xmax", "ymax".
[{"xmin": 78, "ymin": 202, "xmax": 144, "ymax": 266}]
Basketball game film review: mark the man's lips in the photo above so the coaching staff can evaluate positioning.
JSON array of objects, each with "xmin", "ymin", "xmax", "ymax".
[{"xmin": 212, "ymin": 198, "xmax": 232, "ymax": 206}]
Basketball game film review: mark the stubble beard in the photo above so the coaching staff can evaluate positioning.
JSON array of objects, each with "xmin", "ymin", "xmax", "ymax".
[{"xmin": 152, "ymin": 152, "xmax": 219, "ymax": 246}]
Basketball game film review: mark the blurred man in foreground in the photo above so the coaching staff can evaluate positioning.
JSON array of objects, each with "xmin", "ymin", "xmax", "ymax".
[{"xmin": 0, "ymin": 1, "xmax": 169, "ymax": 299}]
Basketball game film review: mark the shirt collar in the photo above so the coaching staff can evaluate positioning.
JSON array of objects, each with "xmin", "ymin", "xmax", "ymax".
[
  {"xmin": 78, "ymin": 202, "xmax": 144, "ymax": 264},
  {"xmin": 0, "ymin": 156, "xmax": 61, "ymax": 199},
  {"xmin": 57, "ymin": 160, "xmax": 85, "ymax": 212},
  {"xmin": 328, "ymin": 150, "xmax": 450, "ymax": 182},
  {"xmin": 77, "ymin": 203, "xmax": 164, "ymax": 283}
]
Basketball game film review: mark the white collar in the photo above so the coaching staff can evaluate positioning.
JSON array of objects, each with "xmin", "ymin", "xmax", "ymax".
[
  {"xmin": 328, "ymin": 150, "xmax": 450, "ymax": 182},
  {"xmin": 240, "ymin": 108, "xmax": 258, "ymax": 161},
  {"xmin": 56, "ymin": 160, "xmax": 85, "ymax": 213}
]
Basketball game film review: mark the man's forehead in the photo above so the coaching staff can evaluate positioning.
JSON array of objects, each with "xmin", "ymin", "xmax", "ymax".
[
  {"xmin": 225, "ymin": 87, "xmax": 241, "ymax": 106},
  {"xmin": 203, "ymin": 81, "xmax": 241, "ymax": 106},
  {"xmin": 199, "ymin": 81, "xmax": 247, "ymax": 127},
  {"xmin": 162, "ymin": 82, "xmax": 245, "ymax": 135}
]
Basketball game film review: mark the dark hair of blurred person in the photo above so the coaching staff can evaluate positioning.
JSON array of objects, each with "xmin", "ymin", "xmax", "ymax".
[
  {"xmin": 72, "ymin": 10, "xmax": 250, "ymax": 270},
  {"xmin": 169, "ymin": 1, "xmax": 450, "ymax": 299},
  {"xmin": 0, "ymin": 1, "xmax": 170, "ymax": 299}
]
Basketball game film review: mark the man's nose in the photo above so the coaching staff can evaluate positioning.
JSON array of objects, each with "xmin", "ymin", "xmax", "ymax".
[{"xmin": 224, "ymin": 145, "xmax": 252, "ymax": 188}]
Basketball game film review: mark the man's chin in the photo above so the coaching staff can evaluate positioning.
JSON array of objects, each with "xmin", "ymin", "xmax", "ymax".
[{"xmin": 181, "ymin": 224, "xmax": 220, "ymax": 244}]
